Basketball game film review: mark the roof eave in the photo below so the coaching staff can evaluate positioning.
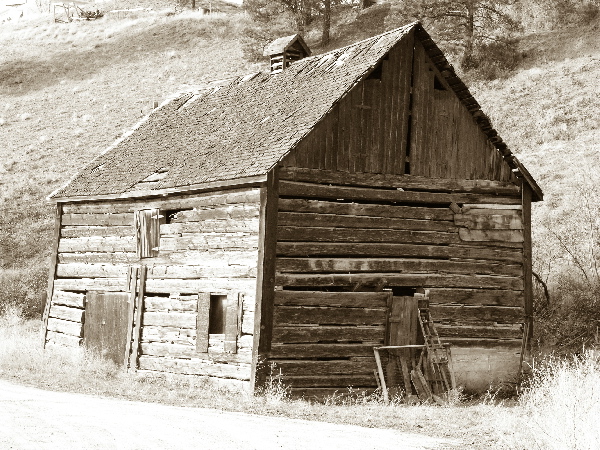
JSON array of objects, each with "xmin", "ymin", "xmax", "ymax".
[{"xmin": 49, "ymin": 174, "xmax": 268, "ymax": 203}]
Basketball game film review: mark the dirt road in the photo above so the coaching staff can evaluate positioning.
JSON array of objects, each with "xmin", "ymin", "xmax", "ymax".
[{"xmin": 0, "ymin": 380, "xmax": 458, "ymax": 449}]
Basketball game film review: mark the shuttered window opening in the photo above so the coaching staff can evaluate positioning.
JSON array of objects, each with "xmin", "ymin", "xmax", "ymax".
[
  {"xmin": 134, "ymin": 209, "xmax": 160, "ymax": 258},
  {"xmin": 196, "ymin": 292, "xmax": 241, "ymax": 354}
]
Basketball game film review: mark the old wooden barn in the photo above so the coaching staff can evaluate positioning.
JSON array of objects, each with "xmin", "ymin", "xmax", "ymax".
[{"xmin": 42, "ymin": 23, "xmax": 542, "ymax": 396}]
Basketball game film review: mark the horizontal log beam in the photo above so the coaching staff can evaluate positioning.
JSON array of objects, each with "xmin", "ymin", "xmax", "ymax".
[
  {"xmin": 436, "ymin": 324, "xmax": 522, "ymax": 339},
  {"xmin": 459, "ymin": 229, "xmax": 524, "ymax": 243},
  {"xmin": 277, "ymin": 227, "xmax": 460, "ymax": 245},
  {"xmin": 169, "ymin": 205, "xmax": 260, "ymax": 222},
  {"xmin": 455, "ymin": 214, "xmax": 522, "ymax": 230},
  {"xmin": 140, "ymin": 343, "xmax": 252, "ymax": 364},
  {"xmin": 58, "ymin": 252, "xmax": 139, "ymax": 264},
  {"xmin": 278, "ymin": 167, "xmax": 521, "ymax": 196},
  {"xmin": 270, "ymin": 358, "xmax": 377, "ymax": 376},
  {"xmin": 443, "ymin": 338, "xmax": 522, "ymax": 348},
  {"xmin": 51, "ymin": 290, "xmax": 85, "ymax": 308},
  {"xmin": 279, "ymin": 198, "xmax": 453, "ymax": 221},
  {"xmin": 161, "ymin": 218, "xmax": 259, "ymax": 234},
  {"xmin": 56, "ymin": 263, "xmax": 257, "ymax": 280},
  {"xmin": 274, "ymin": 291, "xmax": 389, "ymax": 308},
  {"xmin": 48, "ymin": 305, "xmax": 84, "ymax": 323},
  {"xmin": 278, "ymin": 212, "xmax": 456, "ymax": 232},
  {"xmin": 61, "ymin": 213, "xmax": 133, "ymax": 226},
  {"xmin": 138, "ymin": 356, "xmax": 251, "ymax": 380},
  {"xmin": 47, "ymin": 317, "xmax": 83, "ymax": 337},
  {"xmin": 274, "ymin": 306, "xmax": 386, "ymax": 326},
  {"xmin": 272, "ymin": 325, "xmax": 385, "ymax": 343},
  {"xmin": 279, "ymin": 181, "xmax": 522, "ymax": 205},
  {"xmin": 58, "ymin": 236, "xmax": 136, "ymax": 253},
  {"xmin": 46, "ymin": 331, "xmax": 82, "ymax": 347},
  {"xmin": 289, "ymin": 387, "xmax": 376, "ymax": 399},
  {"xmin": 276, "ymin": 242, "xmax": 523, "ymax": 263},
  {"xmin": 269, "ymin": 343, "xmax": 380, "ymax": 358},
  {"xmin": 61, "ymin": 188, "xmax": 261, "ymax": 214},
  {"xmin": 276, "ymin": 273, "xmax": 524, "ymax": 290},
  {"xmin": 276, "ymin": 258, "xmax": 522, "ymax": 277},
  {"xmin": 279, "ymin": 374, "xmax": 377, "ymax": 388},
  {"xmin": 61, "ymin": 226, "xmax": 135, "ymax": 238},
  {"xmin": 430, "ymin": 304, "xmax": 524, "ymax": 324},
  {"xmin": 143, "ymin": 312, "xmax": 196, "ymax": 328},
  {"xmin": 427, "ymin": 288, "xmax": 524, "ymax": 307}
]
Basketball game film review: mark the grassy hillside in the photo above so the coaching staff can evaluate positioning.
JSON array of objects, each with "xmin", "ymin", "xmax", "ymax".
[
  {"xmin": 1, "ymin": 10, "xmax": 598, "ymax": 342},
  {"xmin": 0, "ymin": 11, "xmax": 262, "ymax": 315}
]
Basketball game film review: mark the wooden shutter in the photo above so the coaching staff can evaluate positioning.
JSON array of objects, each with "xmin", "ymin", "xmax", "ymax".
[
  {"xmin": 224, "ymin": 293, "xmax": 241, "ymax": 354},
  {"xmin": 135, "ymin": 209, "xmax": 160, "ymax": 258},
  {"xmin": 196, "ymin": 293, "xmax": 210, "ymax": 353}
]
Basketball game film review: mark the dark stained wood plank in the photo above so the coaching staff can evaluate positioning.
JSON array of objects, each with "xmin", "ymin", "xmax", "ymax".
[
  {"xmin": 278, "ymin": 181, "xmax": 522, "ymax": 205},
  {"xmin": 279, "ymin": 374, "xmax": 377, "ymax": 388},
  {"xmin": 277, "ymin": 227, "xmax": 460, "ymax": 245},
  {"xmin": 443, "ymin": 338, "xmax": 522, "ymax": 348},
  {"xmin": 427, "ymin": 288, "xmax": 524, "ymax": 307},
  {"xmin": 274, "ymin": 291, "xmax": 389, "ymax": 308},
  {"xmin": 272, "ymin": 325, "xmax": 385, "ymax": 343},
  {"xmin": 459, "ymin": 229, "xmax": 524, "ymax": 243},
  {"xmin": 271, "ymin": 357, "xmax": 377, "ymax": 376},
  {"xmin": 436, "ymin": 324, "xmax": 522, "ymax": 339},
  {"xmin": 278, "ymin": 212, "xmax": 456, "ymax": 232},
  {"xmin": 278, "ymin": 198, "xmax": 453, "ymax": 221},
  {"xmin": 275, "ymin": 273, "xmax": 524, "ymax": 290},
  {"xmin": 276, "ymin": 258, "xmax": 523, "ymax": 277},
  {"xmin": 522, "ymin": 185, "xmax": 533, "ymax": 353},
  {"xmin": 276, "ymin": 242, "xmax": 523, "ymax": 263},
  {"xmin": 430, "ymin": 304, "xmax": 524, "ymax": 324},
  {"xmin": 269, "ymin": 343, "xmax": 380, "ymax": 358},
  {"xmin": 278, "ymin": 167, "xmax": 521, "ymax": 196},
  {"xmin": 274, "ymin": 306, "xmax": 386, "ymax": 326}
]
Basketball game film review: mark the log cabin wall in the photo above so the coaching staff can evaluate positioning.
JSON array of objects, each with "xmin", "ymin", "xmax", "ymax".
[
  {"xmin": 45, "ymin": 187, "xmax": 261, "ymax": 387},
  {"xmin": 270, "ymin": 168, "xmax": 526, "ymax": 394}
]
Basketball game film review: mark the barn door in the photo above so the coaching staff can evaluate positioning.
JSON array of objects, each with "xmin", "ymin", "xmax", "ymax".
[
  {"xmin": 83, "ymin": 291, "xmax": 131, "ymax": 365},
  {"xmin": 384, "ymin": 295, "xmax": 420, "ymax": 394},
  {"xmin": 387, "ymin": 296, "xmax": 419, "ymax": 347}
]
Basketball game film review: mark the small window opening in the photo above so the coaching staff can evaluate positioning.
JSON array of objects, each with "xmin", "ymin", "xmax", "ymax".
[
  {"xmin": 367, "ymin": 63, "xmax": 383, "ymax": 80},
  {"xmin": 434, "ymin": 76, "xmax": 446, "ymax": 91},
  {"xmin": 162, "ymin": 208, "xmax": 193, "ymax": 224},
  {"xmin": 391, "ymin": 287, "xmax": 417, "ymax": 296},
  {"xmin": 209, "ymin": 294, "xmax": 228, "ymax": 334}
]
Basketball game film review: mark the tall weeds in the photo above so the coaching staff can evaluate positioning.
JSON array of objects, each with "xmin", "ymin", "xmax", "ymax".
[{"xmin": 515, "ymin": 352, "xmax": 600, "ymax": 449}]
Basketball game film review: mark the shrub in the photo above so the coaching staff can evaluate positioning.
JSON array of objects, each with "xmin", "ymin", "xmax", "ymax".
[
  {"xmin": 468, "ymin": 39, "xmax": 523, "ymax": 81},
  {"xmin": 517, "ymin": 352, "xmax": 600, "ymax": 449}
]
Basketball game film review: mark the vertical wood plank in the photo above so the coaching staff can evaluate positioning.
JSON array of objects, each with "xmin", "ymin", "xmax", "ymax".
[
  {"xmin": 129, "ymin": 265, "xmax": 147, "ymax": 370},
  {"xmin": 224, "ymin": 292, "xmax": 240, "ymax": 353},
  {"xmin": 196, "ymin": 293, "xmax": 210, "ymax": 353},
  {"xmin": 522, "ymin": 185, "xmax": 533, "ymax": 354},
  {"xmin": 41, "ymin": 202, "xmax": 63, "ymax": 347},
  {"xmin": 251, "ymin": 168, "xmax": 279, "ymax": 392}
]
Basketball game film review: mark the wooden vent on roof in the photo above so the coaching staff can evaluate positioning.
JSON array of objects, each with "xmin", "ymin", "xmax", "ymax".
[{"xmin": 264, "ymin": 34, "xmax": 311, "ymax": 74}]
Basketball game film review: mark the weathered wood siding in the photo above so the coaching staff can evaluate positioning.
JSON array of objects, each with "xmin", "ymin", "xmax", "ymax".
[
  {"xmin": 282, "ymin": 34, "xmax": 512, "ymax": 183},
  {"xmin": 269, "ymin": 168, "xmax": 525, "ymax": 394},
  {"xmin": 47, "ymin": 187, "xmax": 260, "ymax": 384}
]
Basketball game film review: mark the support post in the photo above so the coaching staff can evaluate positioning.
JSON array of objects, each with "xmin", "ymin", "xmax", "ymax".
[
  {"xmin": 251, "ymin": 166, "xmax": 279, "ymax": 392},
  {"xmin": 41, "ymin": 202, "xmax": 62, "ymax": 348}
]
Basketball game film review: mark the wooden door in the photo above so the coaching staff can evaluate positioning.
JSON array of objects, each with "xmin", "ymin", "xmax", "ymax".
[
  {"xmin": 385, "ymin": 296, "xmax": 420, "ymax": 394},
  {"xmin": 387, "ymin": 296, "xmax": 419, "ymax": 347},
  {"xmin": 83, "ymin": 291, "xmax": 131, "ymax": 365}
]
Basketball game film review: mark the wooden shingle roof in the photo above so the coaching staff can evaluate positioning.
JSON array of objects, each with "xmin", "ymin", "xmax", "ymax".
[{"xmin": 52, "ymin": 23, "xmax": 542, "ymax": 201}]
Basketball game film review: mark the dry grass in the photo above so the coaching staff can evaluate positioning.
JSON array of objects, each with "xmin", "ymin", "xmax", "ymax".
[{"xmin": 2, "ymin": 310, "xmax": 599, "ymax": 448}]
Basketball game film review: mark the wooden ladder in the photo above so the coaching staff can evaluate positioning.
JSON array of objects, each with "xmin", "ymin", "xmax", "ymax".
[{"xmin": 417, "ymin": 299, "xmax": 456, "ymax": 395}]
